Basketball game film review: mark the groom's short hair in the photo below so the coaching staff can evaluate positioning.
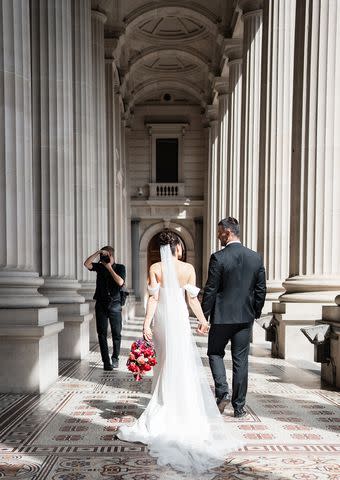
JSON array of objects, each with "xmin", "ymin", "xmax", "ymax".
[{"xmin": 218, "ymin": 217, "xmax": 240, "ymax": 237}]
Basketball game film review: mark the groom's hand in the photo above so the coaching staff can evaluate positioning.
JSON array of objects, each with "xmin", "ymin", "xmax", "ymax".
[{"xmin": 197, "ymin": 322, "xmax": 209, "ymax": 335}]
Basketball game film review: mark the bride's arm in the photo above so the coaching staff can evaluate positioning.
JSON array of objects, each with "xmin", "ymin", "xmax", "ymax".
[
  {"xmin": 186, "ymin": 266, "xmax": 210, "ymax": 334},
  {"xmin": 143, "ymin": 264, "xmax": 159, "ymax": 341}
]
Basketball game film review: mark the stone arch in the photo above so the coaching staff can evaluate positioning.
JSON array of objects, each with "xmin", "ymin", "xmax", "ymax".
[
  {"xmin": 130, "ymin": 79, "xmax": 205, "ymax": 109},
  {"xmin": 124, "ymin": 4, "xmax": 219, "ymax": 37},
  {"xmin": 138, "ymin": 222, "xmax": 195, "ymax": 307}
]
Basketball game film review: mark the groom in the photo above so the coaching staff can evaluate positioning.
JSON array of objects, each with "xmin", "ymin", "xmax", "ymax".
[{"xmin": 202, "ymin": 217, "xmax": 266, "ymax": 418}]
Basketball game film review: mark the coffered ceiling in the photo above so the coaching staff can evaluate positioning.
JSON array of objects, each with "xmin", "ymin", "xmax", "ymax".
[{"xmin": 92, "ymin": 1, "xmax": 240, "ymax": 113}]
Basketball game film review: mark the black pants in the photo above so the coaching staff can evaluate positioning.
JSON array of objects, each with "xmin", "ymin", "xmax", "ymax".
[
  {"xmin": 208, "ymin": 322, "xmax": 252, "ymax": 411},
  {"xmin": 95, "ymin": 301, "xmax": 122, "ymax": 365}
]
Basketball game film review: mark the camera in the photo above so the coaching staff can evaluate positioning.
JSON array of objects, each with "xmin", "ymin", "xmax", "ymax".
[{"xmin": 100, "ymin": 253, "xmax": 110, "ymax": 263}]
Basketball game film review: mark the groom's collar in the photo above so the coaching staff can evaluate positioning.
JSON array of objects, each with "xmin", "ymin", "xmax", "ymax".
[{"xmin": 226, "ymin": 240, "xmax": 241, "ymax": 247}]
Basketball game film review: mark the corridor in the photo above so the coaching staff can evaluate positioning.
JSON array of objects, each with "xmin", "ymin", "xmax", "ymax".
[{"xmin": 0, "ymin": 318, "xmax": 339, "ymax": 480}]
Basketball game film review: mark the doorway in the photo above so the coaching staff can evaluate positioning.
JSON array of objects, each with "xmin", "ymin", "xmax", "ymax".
[{"xmin": 147, "ymin": 232, "xmax": 187, "ymax": 272}]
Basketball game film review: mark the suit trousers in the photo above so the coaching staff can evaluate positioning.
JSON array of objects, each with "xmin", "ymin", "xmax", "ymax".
[
  {"xmin": 95, "ymin": 300, "xmax": 122, "ymax": 365},
  {"xmin": 208, "ymin": 322, "xmax": 252, "ymax": 411}
]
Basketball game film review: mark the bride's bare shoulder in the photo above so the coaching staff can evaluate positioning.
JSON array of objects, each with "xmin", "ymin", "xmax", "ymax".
[{"xmin": 179, "ymin": 261, "xmax": 195, "ymax": 273}]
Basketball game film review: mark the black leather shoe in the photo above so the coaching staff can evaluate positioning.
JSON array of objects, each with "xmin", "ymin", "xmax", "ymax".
[
  {"xmin": 216, "ymin": 394, "xmax": 230, "ymax": 414},
  {"xmin": 103, "ymin": 363, "xmax": 113, "ymax": 371},
  {"xmin": 112, "ymin": 358, "xmax": 119, "ymax": 369},
  {"xmin": 234, "ymin": 408, "xmax": 247, "ymax": 418}
]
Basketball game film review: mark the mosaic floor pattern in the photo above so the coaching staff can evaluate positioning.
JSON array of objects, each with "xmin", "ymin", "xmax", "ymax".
[{"xmin": 0, "ymin": 318, "xmax": 339, "ymax": 479}]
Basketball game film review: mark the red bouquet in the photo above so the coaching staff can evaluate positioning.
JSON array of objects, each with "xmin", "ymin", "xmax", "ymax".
[{"xmin": 126, "ymin": 338, "xmax": 157, "ymax": 381}]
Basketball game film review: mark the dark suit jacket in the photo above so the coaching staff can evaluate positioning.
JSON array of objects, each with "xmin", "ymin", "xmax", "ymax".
[{"xmin": 202, "ymin": 243, "xmax": 266, "ymax": 324}]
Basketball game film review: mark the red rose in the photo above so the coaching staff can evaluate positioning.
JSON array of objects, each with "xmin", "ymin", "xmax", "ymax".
[{"xmin": 143, "ymin": 364, "xmax": 151, "ymax": 371}]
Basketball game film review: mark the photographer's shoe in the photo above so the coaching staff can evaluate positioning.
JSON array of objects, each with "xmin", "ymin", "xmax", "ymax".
[
  {"xmin": 112, "ymin": 358, "xmax": 119, "ymax": 369},
  {"xmin": 103, "ymin": 363, "xmax": 113, "ymax": 371}
]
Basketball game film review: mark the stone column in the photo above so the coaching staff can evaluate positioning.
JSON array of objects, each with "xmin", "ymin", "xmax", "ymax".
[
  {"xmin": 131, "ymin": 219, "xmax": 141, "ymax": 300},
  {"xmin": 272, "ymin": 0, "xmax": 340, "ymax": 360},
  {"xmin": 215, "ymin": 79, "xmax": 230, "ymax": 223},
  {"xmin": 194, "ymin": 217, "xmax": 204, "ymax": 288},
  {"xmin": 258, "ymin": 0, "xmax": 296, "ymax": 312},
  {"xmin": 206, "ymin": 105, "xmax": 219, "ymax": 256},
  {"xmin": 239, "ymin": 1, "xmax": 263, "ymax": 249},
  {"xmin": 92, "ymin": 10, "xmax": 108, "ymax": 248},
  {"xmin": 72, "ymin": 0, "xmax": 96, "ymax": 343},
  {"xmin": 0, "ymin": 0, "xmax": 62, "ymax": 393},
  {"xmin": 31, "ymin": 0, "xmax": 91, "ymax": 360},
  {"xmin": 226, "ymin": 51, "xmax": 243, "ymax": 219},
  {"xmin": 105, "ymin": 59, "xmax": 117, "ymax": 250}
]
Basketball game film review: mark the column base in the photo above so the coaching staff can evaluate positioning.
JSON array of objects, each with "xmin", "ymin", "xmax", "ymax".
[
  {"xmin": 0, "ymin": 308, "xmax": 63, "ymax": 393},
  {"xmin": 0, "ymin": 271, "xmax": 49, "ymax": 308},
  {"xmin": 40, "ymin": 278, "xmax": 85, "ymax": 304},
  {"xmin": 271, "ymin": 302, "xmax": 320, "ymax": 360},
  {"xmin": 56, "ymin": 303, "xmax": 92, "ymax": 359},
  {"xmin": 319, "ymin": 304, "xmax": 340, "ymax": 389},
  {"xmin": 88, "ymin": 300, "xmax": 98, "ymax": 345}
]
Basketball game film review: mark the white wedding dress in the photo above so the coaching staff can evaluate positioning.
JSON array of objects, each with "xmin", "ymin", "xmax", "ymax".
[{"xmin": 117, "ymin": 245, "xmax": 243, "ymax": 473}]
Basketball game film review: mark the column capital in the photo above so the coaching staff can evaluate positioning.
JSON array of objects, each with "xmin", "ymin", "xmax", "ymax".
[
  {"xmin": 238, "ymin": 0, "xmax": 263, "ymax": 14},
  {"xmin": 223, "ymin": 39, "xmax": 243, "ymax": 62},
  {"xmin": 214, "ymin": 76, "xmax": 230, "ymax": 95},
  {"xmin": 91, "ymin": 9, "xmax": 107, "ymax": 24},
  {"xmin": 206, "ymin": 104, "xmax": 219, "ymax": 123}
]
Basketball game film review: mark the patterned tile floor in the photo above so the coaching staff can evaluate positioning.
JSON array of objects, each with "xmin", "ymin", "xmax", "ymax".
[{"xmin": 0, "ymin": 317, "xmax": 339, "ymax": 480}]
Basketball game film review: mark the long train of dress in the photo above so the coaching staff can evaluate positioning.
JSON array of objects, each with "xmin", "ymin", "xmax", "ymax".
[{"xmin": 117, "ymin": 247, "xmax": 244, "ymax": 473}]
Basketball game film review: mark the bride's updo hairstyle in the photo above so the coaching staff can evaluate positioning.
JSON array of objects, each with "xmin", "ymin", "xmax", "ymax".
[{"xmin": 159, "ymin": 230, "xmax": 181, "ymax": 255}]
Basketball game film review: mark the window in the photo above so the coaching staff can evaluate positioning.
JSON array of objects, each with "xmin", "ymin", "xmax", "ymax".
[{"xmin": 156, "ymin": 138, "xmax": 178, "ymax": 182}]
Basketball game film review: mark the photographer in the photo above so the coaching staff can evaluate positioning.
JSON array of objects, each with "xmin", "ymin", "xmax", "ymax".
[{"xmin": 84, "ymin": 246, "xmax": 126, "ymax": 371}]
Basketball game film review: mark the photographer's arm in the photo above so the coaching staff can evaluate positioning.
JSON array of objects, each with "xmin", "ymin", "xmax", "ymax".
[
  {"xmin": 84, "ymin": 250, "xmax": 103, "ymax": 270},
  {"xmin": 105, "ymin": 264, "xmax": 125, "ymax": 287}
]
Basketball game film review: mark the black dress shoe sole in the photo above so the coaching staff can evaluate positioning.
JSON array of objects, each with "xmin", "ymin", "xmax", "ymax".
[{"xmin": 103, "ymin": 365, "xmax": 113, "ymax": 371}]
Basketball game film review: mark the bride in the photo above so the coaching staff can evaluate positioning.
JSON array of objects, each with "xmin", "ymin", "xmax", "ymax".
[{"xmin": 117, "ymin": 231, "xmax": 243, "ymax": 473}]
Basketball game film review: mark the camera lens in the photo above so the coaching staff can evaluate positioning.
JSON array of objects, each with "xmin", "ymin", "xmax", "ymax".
[{"xmin": 100, "ymin": 254, "xmax": 110, "ymax": 263}]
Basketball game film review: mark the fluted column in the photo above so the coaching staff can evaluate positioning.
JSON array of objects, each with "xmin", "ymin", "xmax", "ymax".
[
  {"xmin": 0, "ymin": 0, "xmax": 47, "ymax": 309},
  {"xmin": 105, "ymin": 60, "xmax": 117, "ymax": 249},
  {"xmin": 31, "ymin": 0, "xmax": 82, "ymax": 303},
  {"xmin": 215, "ymin": 79, "xmax": 230, "ymax": 223},
  {"xmin": 280, "ymin": 0, "xmax": 340, "ymax": 306},
  {"xmin": 131, "ymin": 219, "xmax": 140, "ymax": 300},
  {"xmin": 206, "ymin": 105, "xmax": 219, "ymax": 255},
  {"xmin": 258, "ymin": 0, "xmax": 296, "ymax": 309},
  {"xmin": 227, "ymin": 53, "xmax": 243, "ymax": 219},
  {"xmin": 92, "ymin": 10, "xmax": 108, "ymax": 248},
  {"xmin": 194, "ymin": 217, "xmax": 204, "ymax": 287},
  {"xmin": 73, "ymin": 0, "xmax": 96, "ymax": 300},
  {"xmin": 270, "ymin": 0, "xmax": 340, "ymax": 361},
  {"xmin": 239, "ymin": 1, "xmax": 263, "ymax": 249},
  {"xmin": 0, "ymin": 0, "xmax": 62, "ymax": 393}
]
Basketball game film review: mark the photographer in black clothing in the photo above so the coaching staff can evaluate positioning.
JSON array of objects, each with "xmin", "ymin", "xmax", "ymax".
[{"xmin": 84, "ymin": 246, "xmax": 126, "ymax": 371}]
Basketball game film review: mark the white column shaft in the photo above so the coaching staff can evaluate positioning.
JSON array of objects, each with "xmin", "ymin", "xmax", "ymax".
[
  {"xmin": 239, "ymin": 9, "xmax": 263, "ymax": 249},
  {"xmin": 258, "ymin": 0, "xmax": 296, "ymax": 295},
  {"xmin": 217, "ymin": 93, "xmax": 230, "ymax": 221},
  {"xmin": 31, "ymin": 0, "xmax": 83, "ymax": 303},
  {"xmin": 0, "ymin": 0, "xmax": 47, "ymax": 307},
  {"xmin": 91, "ymin": 11, "xmax": 108, "ymax": 248},
  {"xmin": 73, "ymin": 0, "xmax": 95, "ymax": 288},
  {"xmin": 228, "ymin": 60, "xmax": 242, "ymax": 219}
]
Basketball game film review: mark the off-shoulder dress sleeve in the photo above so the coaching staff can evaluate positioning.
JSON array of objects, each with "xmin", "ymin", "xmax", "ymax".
[
  {"xmin": 183, "ymin": 284, "xmax": 201, "ymax": 298},
  {"xmin": 147, "ymin": 283, "xmax": 160, "ymax": 298}
]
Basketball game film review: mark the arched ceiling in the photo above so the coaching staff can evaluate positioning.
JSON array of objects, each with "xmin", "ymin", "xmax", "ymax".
[{"xmin": 93, "ymin": 0, "xmax": 239, "ymax": 114}]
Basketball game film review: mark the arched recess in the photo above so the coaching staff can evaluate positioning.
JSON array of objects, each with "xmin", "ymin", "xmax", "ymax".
[
  {"xmin": 130, "ymin": 79, "xmax": 206, "ymax": 109},
  {"xmin": 138, "ymin": 222, "xmax": 195, "ymax": 306},
  {"xmin": 124, "ymin": 4, "xmax": 219, "ymax": 37},
  {"xmin": 127, "ymin": 47, "xmax": 209, "ymax": 76}
]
